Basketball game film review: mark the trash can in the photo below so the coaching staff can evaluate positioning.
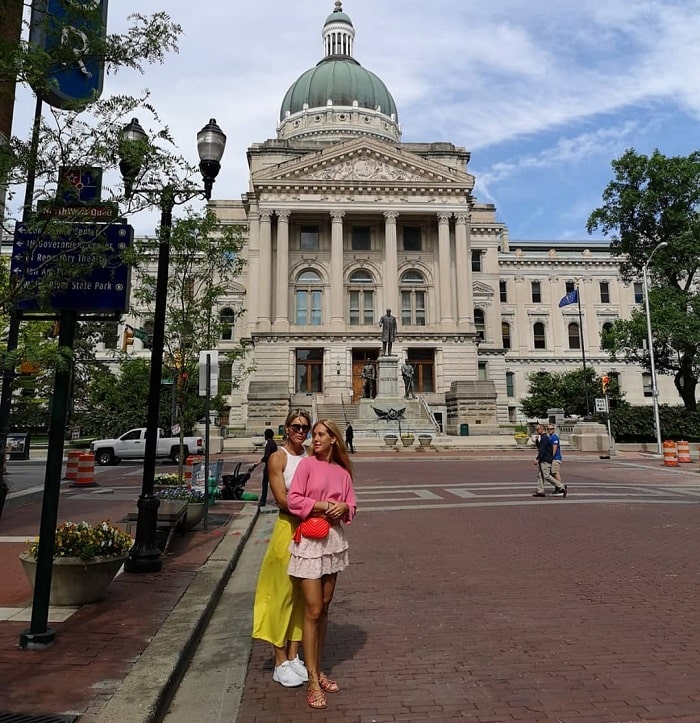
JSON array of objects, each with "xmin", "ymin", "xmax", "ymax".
[
  {"xmin": 7, "ymin": 432, "xmax": 30, "ymax": 460},
  {"xmin": 460, "ymin": 423, "xmax": 469, "ymax": 436}
]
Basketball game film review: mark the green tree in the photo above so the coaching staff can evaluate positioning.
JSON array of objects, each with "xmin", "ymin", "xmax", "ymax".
[
  {"xmin": 587, "ymin": 149, "xmax": 700, "ymax": 411},
  {"xmin": 130, "ymin": 209, "xmax": 248, "ymax": 435},
  {"xmin": 520, "ymin": 368, "xmax": 620, "ymax": 418}
]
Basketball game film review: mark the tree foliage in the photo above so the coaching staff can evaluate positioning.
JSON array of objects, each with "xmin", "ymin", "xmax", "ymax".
[
  {"xmin": 520, "ymin": 368, "xmax": 621, "ymax": 418},
  {"xmin": 587, "ymin": 149, "xmax": 700, "ymax": 410},
  {"xmin": 130, "ymin": 209, "xmax": 249, "ymax": 434}
]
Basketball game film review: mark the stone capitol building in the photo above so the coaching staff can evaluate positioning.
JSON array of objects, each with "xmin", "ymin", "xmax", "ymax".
[{"xmin": 127, "ymin": 3, "xmax": 678, "ymax": 438}]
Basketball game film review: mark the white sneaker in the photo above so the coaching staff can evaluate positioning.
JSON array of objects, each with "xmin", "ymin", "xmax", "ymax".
[
  {"xmin": 272, "ymin": 660, "xmax": 304, "ymax": 687},
  {"xmin": 288, "ymin": 654, "xmax": 309, "ymax": 681}
]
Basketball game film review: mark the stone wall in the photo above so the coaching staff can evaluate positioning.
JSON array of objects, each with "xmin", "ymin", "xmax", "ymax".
[{"xmin": 445, "ymin": 381, "xmax": 499, "ymax": 436}]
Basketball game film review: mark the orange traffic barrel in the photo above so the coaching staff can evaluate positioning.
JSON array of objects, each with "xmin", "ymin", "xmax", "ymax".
[
  {"xmin": 72, "ymin": 452, "xmax": 97, "ymax": 487},
  {"xmin": 184, "ymin": 455, "xmax": 195, "ymax": 485},
  {"xmin": 662, "ymin": 440, "xmax": 678, "ymax": 467},
  {"xmin": 64, "ymin": 450, "xmax": 82, "ymax": 479},
  {"xmin": 676, "ymin": 440, "xmax": 692, "ymax": 463}
]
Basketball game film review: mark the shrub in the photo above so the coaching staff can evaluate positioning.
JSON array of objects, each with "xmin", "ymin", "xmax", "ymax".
[{"xmin": 26, "ymin": 521, "xmax": 132, "ymax": 561}]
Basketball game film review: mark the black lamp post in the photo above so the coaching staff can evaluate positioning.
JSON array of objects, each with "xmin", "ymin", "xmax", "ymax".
[{"xmin": 119, "ymin": 117, "xmax": 226, "ymax": 573}]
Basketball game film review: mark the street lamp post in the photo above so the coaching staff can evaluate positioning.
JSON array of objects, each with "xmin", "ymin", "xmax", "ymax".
[
  {"xmin": 642, "ymin": 240, "xmax": 668, "ymax": 457},
  {"xmin": 118, "ymin": 117, "xmax": 226, "ymax": 573}
]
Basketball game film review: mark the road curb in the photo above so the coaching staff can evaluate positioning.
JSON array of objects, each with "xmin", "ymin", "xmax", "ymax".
[{"xmin": 94, "ymin": 503, "xmax": 259, "ymax": 723}]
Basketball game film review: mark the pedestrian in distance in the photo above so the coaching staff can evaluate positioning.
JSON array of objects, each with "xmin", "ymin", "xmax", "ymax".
[
  {"xmin": 345, "ymin": 422, "xmax": 355, "ymax": 453},
  {"xmin": 548, "ymin": 423, "xmax": 564, "ymax": 490},
  {"xmin": 287, "ymin": 419, "xmax": 358, "ymax": 710},
  {"xmin": 258, "ymin": 428, "xmax": 278, "ymax": 508},
  {"xmin": 532, "ymin": 423, "xmax": 568, "ymax": 498},
  {"xmin": 252, "ymin": 410, "xmax": 311, "ymax": 688}
]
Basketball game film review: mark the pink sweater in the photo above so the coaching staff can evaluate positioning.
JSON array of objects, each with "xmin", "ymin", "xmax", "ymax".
[{"xmin": 288, "ymin": 455, "xmax": 357, "ymax": 523}]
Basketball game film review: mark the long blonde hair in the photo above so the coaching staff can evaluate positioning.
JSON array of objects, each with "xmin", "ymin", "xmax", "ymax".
[{"xmin": 313, "ymin": 419, "xmax": 353, "ymax": 475}]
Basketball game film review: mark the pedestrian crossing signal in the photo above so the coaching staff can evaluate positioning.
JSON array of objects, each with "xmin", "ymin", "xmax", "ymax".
[{"xmin": 122, "ymin": 326, "xmax": 135, "ymax": 352}]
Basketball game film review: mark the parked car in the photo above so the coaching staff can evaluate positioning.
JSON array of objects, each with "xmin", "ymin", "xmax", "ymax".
[{"xmin": 89, "ymin": 427, "xmax": 204, "ymax": 466}]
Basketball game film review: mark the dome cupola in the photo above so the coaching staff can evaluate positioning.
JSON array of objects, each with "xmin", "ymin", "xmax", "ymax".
[{"xmin": 278, "ymin": 2, "xmax": 400, "ymax": 143}]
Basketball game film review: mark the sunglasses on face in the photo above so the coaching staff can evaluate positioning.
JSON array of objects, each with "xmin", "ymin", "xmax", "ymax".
[{"xmin": 290, "ymin": 424, "xmax": 310, "ymax": 433}]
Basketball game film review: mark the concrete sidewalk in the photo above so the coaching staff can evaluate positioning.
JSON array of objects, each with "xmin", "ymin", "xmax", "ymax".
[{"xmin": 0, "ymin": 463, "xmax": 259, "ymax": 723}]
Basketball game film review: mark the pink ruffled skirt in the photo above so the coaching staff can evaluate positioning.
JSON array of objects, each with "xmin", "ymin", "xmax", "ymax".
[{"xmin": 288, "ymin": 524, "xmax": 349, "ymax": 579}]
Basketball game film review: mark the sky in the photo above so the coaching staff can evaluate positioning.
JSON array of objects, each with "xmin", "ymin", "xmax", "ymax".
[{"xmin": 10, "ymin": 0, "xmax": 700, "ymax": 240}]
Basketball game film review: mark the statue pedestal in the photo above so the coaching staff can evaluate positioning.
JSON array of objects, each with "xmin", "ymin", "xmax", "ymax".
[{"xmin": 376, "ymin": 355, "xmax": 399, "ymax": 398}]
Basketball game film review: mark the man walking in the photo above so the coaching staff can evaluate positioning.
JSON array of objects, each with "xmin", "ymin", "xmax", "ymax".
[
  {"xmin": 345, "ymin": 422, "xmax": 355, "ymax": 453},
  {"xmin": 548, "ymin": 423, "xmax": 564, "ymax": 491},
  {"xmin": 532, "ymin": 423, "xmax": 567, "ymax": 498}
]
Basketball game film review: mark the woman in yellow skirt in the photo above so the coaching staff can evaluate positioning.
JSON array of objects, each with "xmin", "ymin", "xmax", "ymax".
[{"xmin": 252, "ymin": 409, "xmax": 311, "ymax": 687}]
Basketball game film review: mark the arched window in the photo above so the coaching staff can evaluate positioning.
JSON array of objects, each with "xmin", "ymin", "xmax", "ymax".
[
  {"xmin": 219, "ymin": 307, "xmax": 235, "ymax": 340},
  {"xmin": 568, "ymin": 322, "xmax": 581, "ymax": 349},
  {"xmin": 474, "ymin": 308, "xmax": 485, "ymax": 341},
  {"xmin": 533, "ymin": 322, "xmax": 546, "ymax": 349},
  {"xmin": 348, "ymin": 270, "xmax": 375, "ymax": 325},
  {"xmin": 501, "ymin": 321, "xmax": 511, "ymax": 349},
  {"xmin": 295, "ymin": 270, "xmax": 323, "ymax": 325},
  {"xmin": 400, "ymin": 270, "xmax": 426, "ymax": 326}
]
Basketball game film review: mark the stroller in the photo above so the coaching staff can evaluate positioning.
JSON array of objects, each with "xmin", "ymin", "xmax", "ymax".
[{"xmin": 221, "ymin": 462, "xmax": 259, "ymax": 500}]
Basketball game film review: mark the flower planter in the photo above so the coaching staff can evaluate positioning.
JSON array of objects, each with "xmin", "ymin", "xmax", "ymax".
[
  {"xmin": 401, "ymin": 436, "xmax": 415, "ymax": 447},
  {"xmin": 514, "ymin": 435, "xmax": 529, "ymax": 446},
  {"xmin": 383, "ymin": 435, "xmax": 398, "ymax": 447},
  {"xmin": 417, "ymin": 435, "xmax": 432, "ymax": 447},
  {"xmin": 19, "ymin": 553, "xmax": 126, "ymax": 606},
  {"xmin": 182, "ymin": 502, "xmax": 205, "ymax": 531}
]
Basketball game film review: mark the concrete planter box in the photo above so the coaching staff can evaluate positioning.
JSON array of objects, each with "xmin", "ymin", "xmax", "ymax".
[{"xmin": 20, "ymin": 553, "xmax": 126, "ymax": 606}]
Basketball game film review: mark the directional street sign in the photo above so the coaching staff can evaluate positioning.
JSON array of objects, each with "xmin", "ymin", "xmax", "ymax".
[
  {"xmin": 10, "ymin": 221, "xmax": 133, "ymax": 313},
  {"xmin": 595, "ymin": 397, "xmax": 609, "ymax": 413}
]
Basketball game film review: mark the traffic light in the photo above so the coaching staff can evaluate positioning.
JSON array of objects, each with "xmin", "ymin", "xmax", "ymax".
[
  {"xmin": 601, "ymin": 375, "xmax": 610, "ymax": 395},
  {"xmin": 122, "ymin": 326, "xmax": 135, "ymax": 352}
]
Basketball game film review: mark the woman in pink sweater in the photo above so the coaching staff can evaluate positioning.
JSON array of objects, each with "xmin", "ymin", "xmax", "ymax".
[{"xmin": 287, "ymin": 419, "xmax": 357, "ymax": 710}]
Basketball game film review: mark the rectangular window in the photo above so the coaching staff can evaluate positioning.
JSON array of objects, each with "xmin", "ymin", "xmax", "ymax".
[
  {"xmin": 478, "ymin": 362, "xmax": 488, "ymax": 380},
  {"xmin": 471, "ymin": 250, "xmax": 482, "ymax": 272},
  {"xmin": 499, "ymin": 280, "xmax": 508, "ymax": 303},
  {"xmin": 296, "ymin": 290, "xmax": 322, "ymax": 325},
  {"xmin": 348, "ymin": 290, "xmax": 374, "ymax": 325},
  {"xmin": 296, "ymin": 349, "xmax": 323, "ymax": 393},
  {"xmin": 506, "ymin": 371, "xmax": 515, "ymax": 397},
  {"xmin": 407, "ymin": 348, "xmax": 435, "ymax": 393},
  {"xmin": 401, "ymin": 290, "xmax": 426, "ymax": 326},
  {"xmin": 565, "ymin": 280, "xmax": 575, "ymax": 294},
  {"xmin": 403, "ymin": 226, "xmax": 422, "ymax": 251},
  {"xmin": 351, "ymin": 226, "xmax": 371, "ymax": 251},
  {"xmin": 531, "ymin": 281, "xmax": 541, "ymax": 303},
  {"xmin": 600, "ymin": 281, "xmax": 610, "ymax": 303},
  {"xmin": 300, "ymin": 225, "xmax": 319, "ymax": 251},
  {"xmin": 634, "ymin": 282, "xmax": 643, "ymax": 304}
]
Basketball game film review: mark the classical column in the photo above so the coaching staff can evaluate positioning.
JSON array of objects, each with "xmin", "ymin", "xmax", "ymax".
[
  {"xmin": 454, "ymin": 212, "xmax": 473, "ymax": 329},
  {"xmin": 273, "ymin": 210, "xmax": 290, "ymax": 331},
  {"xmin": 257, "ymin": 210, "xmax": 273, "ymax": 331},
  {"xmin": 330, "ymin": 210, "xmax": 345, "ymax": 329},
  {"xmin": 437, "ymin": 212, "xmax": 454, "ymax": 325},
  {"xmin": 383, "ymin": 211, "xmax": 398, "ymax": 314},
  {"xmin": 246, "ymin": 210, "xmax": 260, "ymax": 334}
]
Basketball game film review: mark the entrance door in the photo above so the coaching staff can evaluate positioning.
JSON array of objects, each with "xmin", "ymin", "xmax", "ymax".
[{"xmin": 352, "ymin": 349, "xmax": 379, "ymax": 402}]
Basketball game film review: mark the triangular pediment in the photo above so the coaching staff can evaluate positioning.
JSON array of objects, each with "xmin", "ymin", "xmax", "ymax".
[{"xmin": 252, "ymin": 137, "xmax": 474, "ymax": 189}]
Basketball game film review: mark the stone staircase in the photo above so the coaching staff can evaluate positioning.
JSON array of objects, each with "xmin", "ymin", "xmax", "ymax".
[{"xmin": 315, "ymin": 403, "xmax": 359, "ymax": 429}]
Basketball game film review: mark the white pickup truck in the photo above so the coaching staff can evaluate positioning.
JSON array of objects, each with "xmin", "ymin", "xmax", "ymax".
[{"xmin": 89, "ymin": 427, "xmax": 204, "ymax": 466}]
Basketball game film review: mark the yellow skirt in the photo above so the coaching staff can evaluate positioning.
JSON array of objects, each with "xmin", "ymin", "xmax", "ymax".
[{"xmin": 252, "ymin": 512, "xmax": 305, "ymax": 647}]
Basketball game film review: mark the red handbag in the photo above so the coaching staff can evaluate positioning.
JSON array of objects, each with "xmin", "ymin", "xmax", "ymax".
[{"xmin": 293, "ymin": 516, "xmax": 330, "ymax": 544}]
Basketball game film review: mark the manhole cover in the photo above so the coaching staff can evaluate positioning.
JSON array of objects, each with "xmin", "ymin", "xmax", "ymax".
[{"xmin": 0, "ymin": 715, "xmax": 78, "ymax": 723}]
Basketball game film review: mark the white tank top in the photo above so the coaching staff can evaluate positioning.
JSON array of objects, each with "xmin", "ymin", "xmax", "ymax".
[{"xmin": 282, "ymin": 446, "xmax": 307, "ymax": 490}]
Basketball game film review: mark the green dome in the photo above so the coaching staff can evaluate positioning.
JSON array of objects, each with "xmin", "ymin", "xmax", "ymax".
[
  {"xmin": 280, "ymin": 57, "xmax": 398, "ymax": 121},
  {"xmin": 324, "ymin": 9, "xmax": 353, "ymax": 27}
]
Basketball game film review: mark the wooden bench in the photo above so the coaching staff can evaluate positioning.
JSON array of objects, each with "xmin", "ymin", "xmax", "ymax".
[{"xmin": 126, "ymin": 499, "xmax": 188, "ymax": 554}]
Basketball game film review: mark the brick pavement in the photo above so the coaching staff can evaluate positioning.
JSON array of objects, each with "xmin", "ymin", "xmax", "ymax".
[
  {"xmin": 0, "ymin": 457, "xmax": 253, "ymax": 722},
  {"xmin": 236, "ymin": 455, "xmax": 700, "ymax": 722}
]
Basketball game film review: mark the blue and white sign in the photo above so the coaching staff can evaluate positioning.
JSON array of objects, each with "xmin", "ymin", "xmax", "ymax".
[
  {"xmin": 11, "ymin": 221, "xmax": 132, "ymax": 313},
  {"xmin": 29, "ymin": 0, "xmax": 108, "ymax": 110}
]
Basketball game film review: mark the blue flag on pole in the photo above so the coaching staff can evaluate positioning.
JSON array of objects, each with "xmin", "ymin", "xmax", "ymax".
[{"xmin": 558, "ymin": 289, "xmax": 579, "ymax": 307}]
